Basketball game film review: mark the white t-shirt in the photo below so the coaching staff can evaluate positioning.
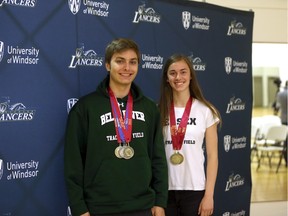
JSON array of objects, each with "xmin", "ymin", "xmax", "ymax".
[{"xmin": 164, "ymin": 99, "xmax": 218, "ymax": 191}]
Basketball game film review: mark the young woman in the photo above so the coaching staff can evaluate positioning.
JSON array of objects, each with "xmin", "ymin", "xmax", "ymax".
[{"xmin": 159, "ymin": 54, "xmax": 221, "ymax": 216}]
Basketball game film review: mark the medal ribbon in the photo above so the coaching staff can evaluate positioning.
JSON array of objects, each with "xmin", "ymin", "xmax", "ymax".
[
  {"xmin": 169, "ymin": 97, "xmax": 193, "ymax": 151},
  {"xmin": 108, "ymin": 87, "xmax": 133, "ymax": 144}
]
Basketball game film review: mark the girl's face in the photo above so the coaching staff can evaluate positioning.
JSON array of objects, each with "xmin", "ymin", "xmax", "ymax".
[{"xmin": 167, "ymin": 59, "xmax": 191, "ymax": 93}]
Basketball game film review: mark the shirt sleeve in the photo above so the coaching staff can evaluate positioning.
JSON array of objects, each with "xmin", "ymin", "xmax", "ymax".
[
  {"xmin": 150, "ymin": 106, "xmax": 168, "ymax": 208},
  {"xmin": 64, "ymin": 104, "xmax": 89, "ymax": 215}
]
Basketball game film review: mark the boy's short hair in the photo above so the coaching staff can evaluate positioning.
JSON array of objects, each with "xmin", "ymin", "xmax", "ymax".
[{"xmin": 105, "ymin": 38, "xmax": 140, "ymax": 64}]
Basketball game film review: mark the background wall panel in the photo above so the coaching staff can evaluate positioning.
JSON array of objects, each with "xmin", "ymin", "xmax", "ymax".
[{"xmin": 0, "ymin": 0, "xmax": 254, "ymax": 215}]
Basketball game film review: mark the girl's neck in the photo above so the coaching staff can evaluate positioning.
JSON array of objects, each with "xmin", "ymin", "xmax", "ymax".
[{"xmin": 172, "ymin": 91, "xmax": 191, "ymax": 107}]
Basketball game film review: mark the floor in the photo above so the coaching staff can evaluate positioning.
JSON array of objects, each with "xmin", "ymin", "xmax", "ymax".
[
  {"xmin": 250, "ymin": 157, "xmax": 287, "ymax": 202},
  {"xmin": 250, "ymin": 201, "xmax": 288, "ymax": 216}
]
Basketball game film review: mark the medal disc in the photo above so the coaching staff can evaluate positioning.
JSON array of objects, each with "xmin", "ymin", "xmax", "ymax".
[
  {"xmin": 123, "ymin": 146, "xmax": 134, "ymax": 159},
  {"xmin": 170, "ymin": 152, "xmax": 184, "ymax": 165},
  {"xmin": 119, "ymin": 146, "xmax": 126, "ymax": 158},
  {"xmin": 115, "ymin": 146, "xmax": 123, "ymax": 158}
]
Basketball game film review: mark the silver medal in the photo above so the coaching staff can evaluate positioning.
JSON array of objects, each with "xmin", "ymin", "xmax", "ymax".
[{"xmin": 115, "ymin": 146, "xmax": 123, "ymax": 158}]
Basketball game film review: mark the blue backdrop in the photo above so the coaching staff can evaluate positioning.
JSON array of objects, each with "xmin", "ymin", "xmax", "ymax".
[{"xmin": 0, "ymin": 0, "xmax": 254, "ymax": 215}]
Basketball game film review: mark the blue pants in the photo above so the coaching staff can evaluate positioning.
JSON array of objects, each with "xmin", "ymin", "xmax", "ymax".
[{"xmin": 165, "ymin": 190, "xmax": 205, "ymax": 216}]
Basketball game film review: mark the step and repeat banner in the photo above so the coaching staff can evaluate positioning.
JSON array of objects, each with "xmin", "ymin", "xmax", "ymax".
[{"xmin": 0, "ymin": 0, "xmax": 254, "ymax": 215}]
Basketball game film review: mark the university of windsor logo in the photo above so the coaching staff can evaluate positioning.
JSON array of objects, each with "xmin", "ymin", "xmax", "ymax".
[
  {"xmin": 225, "ymin": 57, "xmax": 248, "ymax": 74},
  {"xmin": 67, "ymin": 206, "xmax": 72, "ymax": 216},
  {"xmin": 0, "ymin": 159, "xmax": 4, "ymax": 180},
  {"xmin": 224, "ymin": 135, "xmax": 247, "ymax": 152},
  {"xmin": 182, "ymin": 11, "xmax": 210, "ymax": 30},
  {"xmin": 182, "ymin": 11, "xmax": 191, "ymax": 30},
  {"xmin": 223, "ymin": 211, "xmax": 246, "ymax": 216},
  {"xmin": 67, "ymin": 98, "xmax": 78, "ymax": 113},
  {"xmin": 68, "ymin": 0, "xmax": 81, "ymax": 15},
  {"xmin": 225, "ymin": 57, "xmax": 232, "ymax": 74},
  {"xmin": 0, "ymin": 41, "xmax": 4, "ymax": 63},
  {"xmin": 224, "ymin": 135, "xmax": 231, "ymax": 152},
  {"xmin": 68, "ymin": 0, "xmax": 109, "ymax": 17}
]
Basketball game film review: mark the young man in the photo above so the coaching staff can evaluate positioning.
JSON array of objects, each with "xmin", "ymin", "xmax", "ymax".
[{"xmin": 64, "ymin": 38, "xmax": 168, "ymax": 216}]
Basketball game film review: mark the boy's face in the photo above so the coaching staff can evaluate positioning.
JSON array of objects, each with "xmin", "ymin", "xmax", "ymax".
[{"xmin": 106, "ymin": 49, "xmax": 139, "ymax": 89}]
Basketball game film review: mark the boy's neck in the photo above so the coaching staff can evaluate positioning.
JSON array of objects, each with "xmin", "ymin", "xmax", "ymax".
[{"xmin": 109, "ymin": 83, "xmax": 131, "ymax": 99}]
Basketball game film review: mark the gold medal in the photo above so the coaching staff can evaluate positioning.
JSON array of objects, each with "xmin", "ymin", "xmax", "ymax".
[
  {"xmin": 170, "ymin": 152, "xmax": 184, "ymax": 165},
  {"xmin": 123, "ymin": 146, "xmax": 134, "ymax": 159},
  {"xmin": 169, "ymin": 97, "xmax": 192, "ymax": 165}
]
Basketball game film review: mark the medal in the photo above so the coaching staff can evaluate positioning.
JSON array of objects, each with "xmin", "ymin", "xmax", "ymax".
[
  {"xmin": 115, "ymin": 145, "xmax": 123, "ymax": 158},
  {"xmin": 109, "ymin": 88, "xmax": 135, "ymax": 159},
  {"xmin": 118, "ymin": 143, "xmax": 134, "ymax": 159},
  {"xmin": 170, "ymin": 152, "xmax": 184, "ymax": 165},
  {"xmin": 118, "ymin": 146, "xmax": 125, "ymax": 158},
  {"xmin": 123, "ymin": 145, "xmax": 134, "ymax": 159},
  {"xmin": 169, "ymin": 97, "xmax": 193, "ymax": 165}
]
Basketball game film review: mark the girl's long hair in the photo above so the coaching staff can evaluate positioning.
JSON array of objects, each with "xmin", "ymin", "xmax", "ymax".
[{"xmin": 159, "ymin": 54, "xmax": 221, "ymax": 127}]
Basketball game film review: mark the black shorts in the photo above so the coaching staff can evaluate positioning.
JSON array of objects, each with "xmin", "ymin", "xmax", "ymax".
[{"xmin": 165, "ymin": 190, "xmax": 205, "ymax": 216}]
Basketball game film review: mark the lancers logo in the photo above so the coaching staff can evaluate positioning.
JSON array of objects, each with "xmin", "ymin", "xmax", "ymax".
[
  {"xmin": 226, "ymin": 96, "xmax": 245, "ymax": 114},
  {"xmin": 69, "ymin": 43, "xmax": 103, "ymax": 68},
  {"xmin": 188, "ymin": 53, "xmax": 206, "ymax": 72},
  {"xmin": 227, "ymin": 20, "xmax": 247, "ymax": 36},
  {"xmin": 133, "ymin": 3, "xmax": 160, "ymax": 24},
  {"xmin": 68, "ymin": 0, "xmax": 81, "ymax": 15},
  {"xmin": 0, "ymin": 41, "xmax": 4, "ymax": 63},
  {"xmin": 225, "ymin": 173, "xmax": 245, "ymax": 191},
  {"xmin": 0, "ymin": 0, "xmax": 37, "ymax": 7},
  {"xmin": 0, "ymin": 97, "xmax": 36, "ymax": 122}
]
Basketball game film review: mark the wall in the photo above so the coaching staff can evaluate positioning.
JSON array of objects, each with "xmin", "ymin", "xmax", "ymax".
[
  {"xmin": 192, "ymin": 0, "xmax": 288, "ymax": 107},
  {"xmin": 192, "ymin": 0, "xmax": 288, "ymax": 43},
  {"xmin": 252, "ymin": 43, "xmax": 288, "ymax": 107}
]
